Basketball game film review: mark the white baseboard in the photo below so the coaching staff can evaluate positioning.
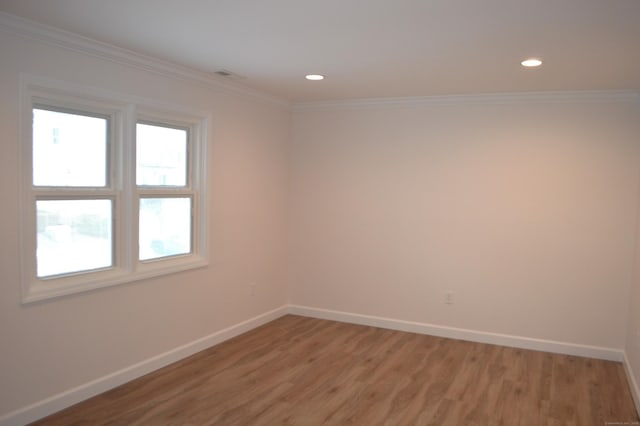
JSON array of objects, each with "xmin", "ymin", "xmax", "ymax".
[
  {"xmin": 1, "ymin": 304, "xmax": 629, "ymax": 425},
  {"xmin": 0, "ymin": 305, "xmax": 288, "ymax": 426},
  {"xmin": 623, "ymin": 352, "xmax": 640, "ymax": 416},
  {"xmin": 288, "ymin": 305, "xmax": 624, "ymax": 362}
]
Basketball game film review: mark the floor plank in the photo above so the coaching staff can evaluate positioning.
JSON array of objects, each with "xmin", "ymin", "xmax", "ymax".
[{"xmin": 31, "ymin": 315, "xmax": 639, "ymax": 425}]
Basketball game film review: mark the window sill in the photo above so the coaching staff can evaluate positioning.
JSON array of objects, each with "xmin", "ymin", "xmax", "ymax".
[{"xmin": 22, "ymin": 256, "xmax": 208, "ymax": 304}]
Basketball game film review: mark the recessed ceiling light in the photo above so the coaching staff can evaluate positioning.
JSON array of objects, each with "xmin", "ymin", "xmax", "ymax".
[
  {"xmin": 521, "ymin": 58, "xmax": 542, "ymax": 67},
  {"xmin": 305, "ymin": 74, "xmax": 325, "ymax": 81}
]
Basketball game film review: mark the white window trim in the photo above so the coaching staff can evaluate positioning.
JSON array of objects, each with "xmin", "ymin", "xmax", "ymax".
[{"xmin": 19, "ymin": 75, "xmax": 209, "ymax": 303}]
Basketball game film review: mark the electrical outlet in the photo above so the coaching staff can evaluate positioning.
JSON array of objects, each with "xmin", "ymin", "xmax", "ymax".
[{"xmin": 445, "ymin": 291, "xmax": 454, "ymax": 305}]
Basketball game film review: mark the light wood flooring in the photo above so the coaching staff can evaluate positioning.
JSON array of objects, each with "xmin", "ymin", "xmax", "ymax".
[{"xmin": 32, "ymin": 315, "xmax": 639, "ymax": 425}]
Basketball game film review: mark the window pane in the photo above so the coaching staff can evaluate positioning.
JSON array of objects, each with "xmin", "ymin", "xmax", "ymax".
[
  {"xmin": 33, "ymin": 108, "xmax": 108, "ymax": 187},
  {"xmin": 36, "ymin": 200, "xmax": 112, "ymax": 277},
  {"xmin": 139, "ymin": 197, "xmax": 191, "ymax": 260},
  {"xmin": 136, "ymin": 123, "xmax": 187, "ymax": 186}
]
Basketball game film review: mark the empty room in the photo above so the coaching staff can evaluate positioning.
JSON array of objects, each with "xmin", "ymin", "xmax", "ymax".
[{"xmin": 1, "ymin": 0, "xmax": 640, "ymax": 424}]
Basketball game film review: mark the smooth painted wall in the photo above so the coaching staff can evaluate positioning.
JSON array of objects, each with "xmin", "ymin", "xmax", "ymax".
[
  {"xmin": 625, "ymin": 131, "xmax": 640, "ymax": 402},
  {"xmin": 290, "ymin": 97, "xmax": 640, "ymax": 349},
  {"xmin": 0, "ymin": 31, "xmax": 290, "ymax": 415}
]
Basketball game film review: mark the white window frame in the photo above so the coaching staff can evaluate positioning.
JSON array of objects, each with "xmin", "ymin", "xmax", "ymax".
[{"xmin": 19, "ymin": 76, "xmax": 208, "ymax": 303}]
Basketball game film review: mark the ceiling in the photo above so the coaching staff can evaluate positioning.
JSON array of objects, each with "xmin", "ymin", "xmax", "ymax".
[{"xmin": 1, "ymin": 0, "xmax": 639, "ymax": 102}]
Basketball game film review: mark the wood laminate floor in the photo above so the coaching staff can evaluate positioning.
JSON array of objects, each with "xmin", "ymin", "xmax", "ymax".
[{"xmin": 33, "ymin": 315, "xmax": 639, "ymax": 425}]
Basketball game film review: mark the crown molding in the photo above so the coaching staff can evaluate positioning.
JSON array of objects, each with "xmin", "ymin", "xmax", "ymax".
[
  {"xmin": 0, "ymin": 11, "xmax": 289, "ymax": 108},
  {"xmin": 293, "ymin": 90, "xmax": 640, "ymax": 112},
  {"xmin": 1, "ymin": 12, "xmax": 637, "ymax": 112}
]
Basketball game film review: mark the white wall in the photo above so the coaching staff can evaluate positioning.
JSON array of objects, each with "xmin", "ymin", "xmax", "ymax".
[
  {"xmin": 0, "ymin": 29, "xmax": 290, "ymax": 416},
  {"xmin": 625, "ymin": 123, "xmax": 640, "ymax": 405},
  {"xmin": 626, "ymin": 240, "xmax": 640, "ymax": 407},
  {"xmin": 290, "ymin": 96, "xmax": 640, "ymax": 350}
]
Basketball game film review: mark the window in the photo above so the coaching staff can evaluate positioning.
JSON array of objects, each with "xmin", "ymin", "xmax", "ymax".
[
  {"xmin": 20, "ymin": 78, "xmax": 208, "ymax": 303},
  {"xmin": 32, "ymin": 107, "xmax": 112, "ymax": 278},
  {"xmin": 136, "ymin": 122, "xmax": 192, "ymax": 261}
]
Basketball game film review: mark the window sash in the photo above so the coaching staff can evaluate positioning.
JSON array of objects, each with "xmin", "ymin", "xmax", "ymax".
[
  {"xmin": 32, "ymin": 105, "xmax": 112, "ymax": 188},
  {"xmin": 138, "ymin": 195, "xmax": 193, "ymax": 261},
  {"xmin": 35, "ymin": 197, "xmax": 115, "ymax": 278},
  {"xmin": 136, "ymin": 121, "xmax": 190, "ymax": 188}
]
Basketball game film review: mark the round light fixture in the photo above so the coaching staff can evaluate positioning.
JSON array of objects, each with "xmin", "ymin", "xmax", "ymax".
[
  {"xmin": 305, "ymin": 74, "xmax": 325, "ymax": 81},
  {"xmin": 521, "ymin": 58, "xmax": 542, "ymax": 67}
]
